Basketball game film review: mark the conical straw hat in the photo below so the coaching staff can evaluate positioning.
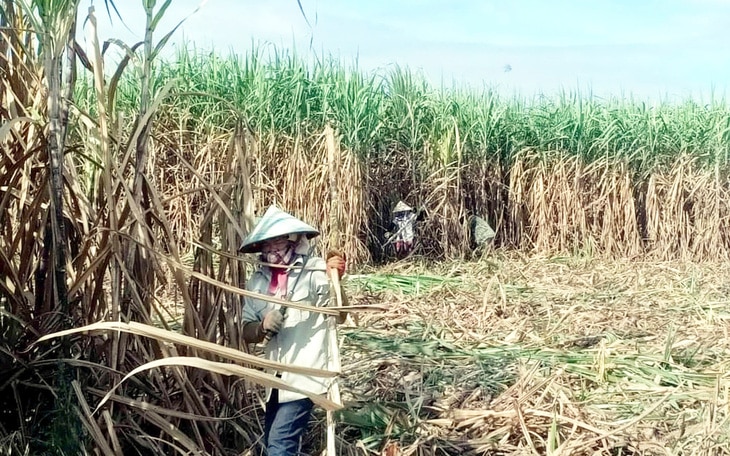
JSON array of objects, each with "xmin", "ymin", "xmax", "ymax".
[
  {"xmin": 392, "ymin": 201, "xmax": 413, "ymax": 213},
  {"xmin": 239, "ymin": 205, "xmax": 319, "ymax": 253}
]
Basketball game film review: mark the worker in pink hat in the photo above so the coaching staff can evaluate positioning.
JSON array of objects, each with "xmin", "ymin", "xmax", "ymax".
[{"xmin": 239, "ymin": 205, "xmax": 346, "ymax": 455}]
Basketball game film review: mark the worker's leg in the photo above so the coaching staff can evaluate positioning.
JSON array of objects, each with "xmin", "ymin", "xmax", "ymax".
[{"xmin": 265, "ymin": 389, "xmax": 314, "ymax": 456}]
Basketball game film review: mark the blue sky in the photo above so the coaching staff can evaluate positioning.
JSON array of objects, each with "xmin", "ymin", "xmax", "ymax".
[{"xmin": 84, "ymin": 0, "xmax": 730, "ymax": 101}]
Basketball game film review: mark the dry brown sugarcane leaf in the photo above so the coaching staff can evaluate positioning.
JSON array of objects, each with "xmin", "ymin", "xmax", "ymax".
[
  {"xmin": 37, "ymin": 321, "xmax": 336, "ymax": 377},
  {"xmin": 67, "ymin": 244, "xmax": 112, "ymax": 297},
  {"xmin": 0, "ymin": 116, "xmax": 35, "ymax": 142},
  {"xmin": 186, "ymin": 243, "xmax": 386, "ymax": 310},
  {"xmin": 86, "ymin": 387, "xmax": 235, "ymax": 421},
  {"xmin": 233, "ymin": 125, "xmax": 256, "ymax": 234},
  {"xmin": 182, "ymin": 264, "xmax": 333, "ymax": 313},
  {"xmin": 0, "ymin": 308, "xmax": 36, "ymax": 338},
  {"xmin": 94, "ymin": 356, "xmax": 342, "ymax": 413},
  {"xmin": 329, "ymin": 303, "xmax": 388, "ymax": 312},
  {"xmin": 86, "ymin": 6, "xmax": 123, "ymax": 324},
  {"xmin": 163, "ymin": 141, "xmax": 246, "ymax": 240},
  {"xmin": 135, "ymin": 408, "xmax": 201, "ymax": 454},
  {"xmin": 101, "ymin": 410, "xmax": 123, "ymax": 455},
  {"xmin": 193, "ymin": 240, "xmax": 323, "ymax": 269},
  {"xmin": 65, "ymin": 316, "xmax": 230, "ymax": 444},
  {"xmin": 0, "ymin": 247, "xmax": 22, "ymax": 293},
  {"xmin": 72, "ymin": 380, "xmax": 115, "ymax": 456},
  {"xmin": 573, "ymin": 390, "xmax": 675, "ymax": 453},
  {"xmin": 188, "ymin": 267, "xmax": 387, "ymax": 313},
  {"xmin": 117, "ymin": 77, "xmax": 177, "ymax": 177},
  {"xmin": 133, "ymin": 149, "xmax": 196, "ymax": 290},
  {"xmin": 158, "ymin": 253, "xmax": 386, "ymax": 314},
  {"xmin": 114, "ymin": 252, "xmax": 153, "ymax": 315},
  {"xmin": 513, "ymin": 398, "xmax": 539, "ymax": 456}
]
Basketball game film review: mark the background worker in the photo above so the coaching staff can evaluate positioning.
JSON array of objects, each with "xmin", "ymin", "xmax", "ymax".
[
  {"xmin": 239, "ymin": 205, "xmax": 346, "ymax": 456},
  {"xmin": 386, "ymin": 200, "xmax": 416, "ymax": 258}
]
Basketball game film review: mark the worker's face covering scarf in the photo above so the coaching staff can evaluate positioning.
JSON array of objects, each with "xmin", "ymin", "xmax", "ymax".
[
  {"xmin": 261, "ymin": 239, "xmax": 292, "ymax": 297},
  {"xmin": 261, "ymin": 239, "xmax": 295, "ymax": 266},
  {"xmin": 262, "ymin": 235, "xmax": 309, "ymax": 297},
  {"xmin": 268, "ymin": 267, "xmax": 288, "ymax": 297}
]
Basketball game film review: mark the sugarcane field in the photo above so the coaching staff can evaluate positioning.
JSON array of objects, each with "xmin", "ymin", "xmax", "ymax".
[{"xmin": 3, "ymin": 1, "xmax": 730, "ymax": 455}]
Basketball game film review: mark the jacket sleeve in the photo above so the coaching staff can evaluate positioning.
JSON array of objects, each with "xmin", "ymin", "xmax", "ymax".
[
  {"xmin": 242, "ymin": 271, "xmax": 267, "ymax": 342},
  {"xmin": 242, "ymin": 320, "xmax": 266, "ymax": 343},
  {"xmin": 242, "ymin": 271, "xmax": 265, "ymax": 322}
]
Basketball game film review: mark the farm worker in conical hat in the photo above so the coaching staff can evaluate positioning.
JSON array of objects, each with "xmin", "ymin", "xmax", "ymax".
[
  {"xmin": 239, "ymin": 205, "xmax": 347, "ymax": 455},
  {"xmin": 390, "ymin": 200, "xmax": 416, "ymax": 257}
]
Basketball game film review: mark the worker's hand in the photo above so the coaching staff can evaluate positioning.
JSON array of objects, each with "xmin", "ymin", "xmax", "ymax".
[
  {"xmin": 336, "ymin": 310, "xmax": 349, "ymax": 325},
  {"xmin": 326, "ymin": 250, "xmax": 347, "ymax": 278},
  {"xmin": 262, "ymin": 310, "xmax": 283, "ymax": 333}
]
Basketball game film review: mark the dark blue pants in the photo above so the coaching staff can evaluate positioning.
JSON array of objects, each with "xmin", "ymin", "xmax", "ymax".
[{"xmin": 264, "ymin": 389, "xmax": 314, "ymax": 456}]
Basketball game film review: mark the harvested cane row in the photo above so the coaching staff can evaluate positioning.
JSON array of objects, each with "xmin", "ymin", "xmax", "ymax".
[{"xmin": 309, "ymin": 254, "xmax": 730, "ymax": 455}]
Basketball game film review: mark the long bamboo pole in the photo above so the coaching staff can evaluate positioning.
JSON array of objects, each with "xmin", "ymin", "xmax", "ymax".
[{"xmin": 325, "ymin": 124, "xmax": 342, "ymax": 456}]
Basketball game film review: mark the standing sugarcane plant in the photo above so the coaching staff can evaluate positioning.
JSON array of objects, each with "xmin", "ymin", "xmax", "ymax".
[
  {"xmin": 0, "ymin": 0, "xmax": 84, "ymax": 452},
  {"xmin": 3, "ymin": 0, "xmax": 351, "ymax": 453},
  {"xmin": 121, "ymin": 0, "xmax": 181, "ymax": 319}
]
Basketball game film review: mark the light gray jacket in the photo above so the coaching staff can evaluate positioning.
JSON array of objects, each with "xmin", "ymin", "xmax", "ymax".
[{"xmin": 243, "ymin": 255, "xmax": 334, "ymax": 403}]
